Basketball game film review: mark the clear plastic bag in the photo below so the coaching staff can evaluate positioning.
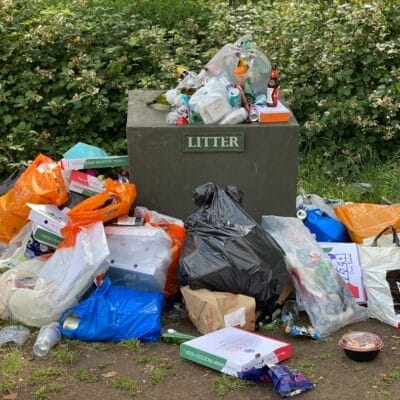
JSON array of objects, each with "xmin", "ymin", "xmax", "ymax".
[
  {"xmin": 205, "ymin": 34, "xmax": 271, "ymax": 97},
  {"xmin": 261, "ymin": 216, "xmax": 368, "ymax": 339},
  {"xmin": 0, "ymin": 325, "xmax": 30, "ymax": 346},
  {"xmin": 0, "ymin": 221, "xmax": 110, "ymax": 327}
]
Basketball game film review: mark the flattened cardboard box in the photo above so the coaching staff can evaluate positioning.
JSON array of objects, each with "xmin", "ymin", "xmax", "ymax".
[
  {"xmin": 68, "ymin": 170, "xmax": 105, "ymax": 196},
  {"xmin": 180, "ymin": 326, "xmax": 292, "ymax": 376},
  {"xmin": 32, "ymin": 224, "xmax": 63, "ymax": 248},
  {"xmin": 60, "ymin": 155, "xmax": 128, "ymax": 170},
  {"xmin": 181, "ymin": 286, "xmax": 256, "ymax": 334},
  {"xmin": 319, "ymin": 242, "xmax": 367, "ymax": 304},
  {"xmin": 257, "ymin": 101, "xmax": 291, "ymax": 123},
  {"xmin": 27, "ymin": 203, "xmax": 68, "ymax": 236}
]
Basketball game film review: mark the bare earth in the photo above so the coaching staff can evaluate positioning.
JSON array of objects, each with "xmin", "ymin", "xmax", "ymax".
[{"xmin": 1, "ymin": 313, "xmax": 399, "ymax": 400}]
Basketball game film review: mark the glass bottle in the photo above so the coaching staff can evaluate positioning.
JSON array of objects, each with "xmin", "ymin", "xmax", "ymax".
[{"xmin": 266, "ymin": 64, "xmax": 279, "ymax": 107}]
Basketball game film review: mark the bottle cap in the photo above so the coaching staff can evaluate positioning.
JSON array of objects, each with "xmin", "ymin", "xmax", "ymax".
[{"xmin": 296, "ymin": 209, "xmax": 307, "ymax": 220}]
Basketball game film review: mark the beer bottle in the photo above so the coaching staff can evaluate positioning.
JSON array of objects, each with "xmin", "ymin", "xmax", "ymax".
[{"xmin": 266, "ymin": 64, "xmax": 279, "ymax": 107}]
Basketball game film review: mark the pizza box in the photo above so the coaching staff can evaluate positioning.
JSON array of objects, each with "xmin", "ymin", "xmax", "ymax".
[
  {"xmin": 179, "ymin": 326, "xmax": 292, "ymax": 376},
  {"xmin": 27, "ymin": 203, "xmax": 68, "ymax": 235},
  {"xmin": 32, "ymin": 224, "xmax": 63, "ymax": 248},
  {"xmin": 68, "ymin": 170, "xmax": 105, "ymax": 196},
  {"xmin": 60, "ymin": 155, "xmax": 128, "ymax": 171}
]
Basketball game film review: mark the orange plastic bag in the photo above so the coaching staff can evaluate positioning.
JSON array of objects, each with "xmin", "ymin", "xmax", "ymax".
[
  {"xmin": 0, "ymin": 154, "xmax": 68, "ymax": 243},
  {"xmin": 67, "ymin": 178, "xmax": 136, "ymax": 224},
  {"xmin": 334, "ymin": 203, "xmax": 400, "ymax": 244},
  {"xmin": 138, "ymin": 207, "xmax": 186, "ymax": 298},
  {"xmin": 163, "ymin": 223, "xmax": 186, "ymax": 298}
]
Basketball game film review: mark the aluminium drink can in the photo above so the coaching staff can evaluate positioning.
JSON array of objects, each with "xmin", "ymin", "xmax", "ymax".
[{"xmin": 228, "ymin": 87, "xmax": 242, "ymax": 108}]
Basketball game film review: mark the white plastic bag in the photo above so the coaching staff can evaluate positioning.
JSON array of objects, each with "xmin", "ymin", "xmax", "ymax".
[
  {"xmin": 0, "ymin": 222, "xmax": 33, "ymax": 269},
  {"xmin": 0, "ymin": 221, "xmax": 109, "ymax": 327},
  {"xmin": 189, "ymin": 78, "xmax": 232, "ymax": 124},
  {"xmin": 261, "ymin": 216, "xmax": 368, "ymax": 338},
  {"xmin": 359, "ymin": 225, "xmax": 400, "ymax": 329}
]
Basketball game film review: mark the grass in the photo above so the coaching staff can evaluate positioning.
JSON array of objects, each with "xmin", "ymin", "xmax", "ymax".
[
  {"xmin": 318, "ymin": 352, "xmax": 331, "ymax": 360},
  {"xmin": 75, "ymin": 368, "xmax": 100, "ymax": 382},
  {"xmin": 0, "ymin": 349, "xmax": 23, "ymax": 393},
  {"xmin": 137, "ymin": 354, "xmax": 150, "ymax": 365},
  {"xmin": 29, "ymin": 366, "xmax": 64, "ymax": 385},
  {"xmin": 298, "ymin": 153, "xmax": 400, "ymax": 204},
  {"xmin": 112, "ymin": 376, "xmax": 138, "ymax": 397},
  {"xmin": 148, "ymin": 362, "xmax": 171, "ymax": 384},
  {"xmin": 295, "ymin": 361, "xmax": 315, "ymax": 377},
  {"xmin": 50, "ymin": 345, "xmax": 79, "ymax": 364},
  {"xmin": 34, "ymin": 382, "xmax": 65, "ymax": 400},
  {"xmin": 119, "ymin": 339, "xmax": 145, "ymax": 352},
  {"xmin": 212, "ymin": 375, "xmax": 249, "ymax": 396},
  {"xmin": 79, "ymin": 342, "xmax": 109, "ymax": 352},
  {"xmin": 388, "ymin": 366, "xmax": 400, "ymax": 380}
]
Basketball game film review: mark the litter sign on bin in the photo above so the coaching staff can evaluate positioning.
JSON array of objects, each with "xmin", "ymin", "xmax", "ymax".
[{"xmin": 182, "ymin": 133, "xmax": 245, "ymax": 152}]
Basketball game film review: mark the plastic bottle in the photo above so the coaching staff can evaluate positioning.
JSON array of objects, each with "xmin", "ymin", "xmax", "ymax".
[
  {"xmin": 33, "ymin": 322, "xmax": 61, "ymax": 357},
  {"xmin": 281, "ymin": 300, "xmax": 300, "ymax": 327},
  {"xmin": 219, "ymin": 107, "xmax": 248, "ymax": 125},
  {"xmin": 161, "ymin": 328, "xmax": 196, "ymax": 344}
]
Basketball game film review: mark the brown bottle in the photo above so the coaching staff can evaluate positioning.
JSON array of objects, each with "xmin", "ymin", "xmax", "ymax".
[{"xmin": 266, "ymin": 64, "xmax": 279, "ymax": 107}]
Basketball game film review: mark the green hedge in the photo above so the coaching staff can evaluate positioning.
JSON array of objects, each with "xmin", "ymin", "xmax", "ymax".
[{"xmin": 0, "ymin": 0, "xmax": 399, "ymax": 178}]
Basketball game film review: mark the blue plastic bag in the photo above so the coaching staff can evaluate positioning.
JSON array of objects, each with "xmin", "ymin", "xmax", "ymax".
[
  {"xmin": 59, "ymin": 276, "xmax": 164, "ymax": 342},
  {"xmin": 303, "ymin": 209, "xmax": 351, "ymax": 242}
]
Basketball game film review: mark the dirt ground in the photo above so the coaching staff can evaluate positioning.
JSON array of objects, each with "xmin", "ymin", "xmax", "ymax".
[{"xmin": 1, "ymin": 311, "xmax": 399, "ymax": 400}]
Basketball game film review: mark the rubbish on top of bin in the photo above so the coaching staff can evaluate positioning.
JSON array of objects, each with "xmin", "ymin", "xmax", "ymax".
[{"xmin": 147, "ymin": 35, "xmax": 291, "ymax": 125}]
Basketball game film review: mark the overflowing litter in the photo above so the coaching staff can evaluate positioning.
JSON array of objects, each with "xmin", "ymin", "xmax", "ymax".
[
  {"xmin": 147, "ymin": 35, "xmax": 291, "ymax": 126},
  {"xmin": 1, "ymin": 35, "xmax": 399, "ymax": 399}
]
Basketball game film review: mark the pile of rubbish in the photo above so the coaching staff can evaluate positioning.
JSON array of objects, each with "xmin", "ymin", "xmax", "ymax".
[
  {"xmin": 1, "ymin": 104, "xmax": 400, "ymax": 398},
  {"xmin": 148, "ymin": 35, "xmax": 290, "ymax": 126},
  {"xmin": 1, "ymin": 139, "xmax": 399, "ymax": 397}
]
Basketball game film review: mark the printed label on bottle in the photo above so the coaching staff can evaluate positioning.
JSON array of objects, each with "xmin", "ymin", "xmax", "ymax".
[{"xmin": 266, "ymin": 88, "xmax": 274, "ymax": 103}]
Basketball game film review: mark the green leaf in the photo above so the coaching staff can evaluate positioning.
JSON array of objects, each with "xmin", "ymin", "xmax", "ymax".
[{"xmin": 4, "ymin": 115, "xmax": 13, "ymax": 125}]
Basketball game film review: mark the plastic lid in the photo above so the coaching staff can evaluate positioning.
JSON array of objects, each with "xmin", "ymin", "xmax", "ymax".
[{"xmin": 339, "ymin": 331, "xmax": 383, "ymax": 352}]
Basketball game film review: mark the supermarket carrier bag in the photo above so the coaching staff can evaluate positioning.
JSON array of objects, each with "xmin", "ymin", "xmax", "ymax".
[
  {"xmin": 359, "ymin": 225, "xmax": 400, "ymax": 329},
  {"xmin": 178, "ymin": 182, "xmax": 289, "ymax": 316}
]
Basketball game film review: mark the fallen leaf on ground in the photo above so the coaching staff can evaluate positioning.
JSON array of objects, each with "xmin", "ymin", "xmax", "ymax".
[{"xmin": 101, "ymin": 371, "xmax": 118, "ymax": 378}]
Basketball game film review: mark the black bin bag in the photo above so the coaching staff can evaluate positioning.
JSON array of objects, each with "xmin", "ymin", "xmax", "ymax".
[{"xmin": 178, "ymin": 182, "xmax": 289, "ymax": 315}]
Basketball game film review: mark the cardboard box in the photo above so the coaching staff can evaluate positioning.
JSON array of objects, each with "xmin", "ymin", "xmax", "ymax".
[
  {"xmin": 68, "ymin": 170, "xmax": 105, "ymax": 196},
  {"xmin": 257, "ymin": 101, "xmax": 291, "ymax": 123},
  {"xmin": 181, "ymin": 286, "xmax": 256, "ymax": 334},
  {"xmin": 105, "ymin": 225, "xmax": 172, "ymax": 291},
  {"xmin": 319, "ymin": 242, "xmax": 367, "ymax": 304},
  {"xmin": 180, "ymin": 327, "xmax": 292, "ymax": 376},
  {"xmin": 60, "ymin": 155, "xmax": 129, "ymax": 171},
  {"xmin": 27, "ymin": 203, "xmax": 68, "ymax": 235},
  {"xmin": 32, "ymin": 224, "xmax": 63, "ymax": 248}
]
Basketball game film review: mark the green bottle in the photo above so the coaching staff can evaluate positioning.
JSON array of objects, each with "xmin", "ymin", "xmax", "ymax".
[
  {"xmin": 146, "ymin": 93, "xmax": 170, "ymax": 110},
  {"xmin": 161, "ymin": 328, "xmax": 196, "ymax": 345}
]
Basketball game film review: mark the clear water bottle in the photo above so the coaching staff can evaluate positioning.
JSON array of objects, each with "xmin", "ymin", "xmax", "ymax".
[
  {"xmin": 33, "ymin": 322, "xmax": 61, "ymax": 357},
  {"xmin": 281, "ymin": 300, "xmax": 300, "ymax": 327}
]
